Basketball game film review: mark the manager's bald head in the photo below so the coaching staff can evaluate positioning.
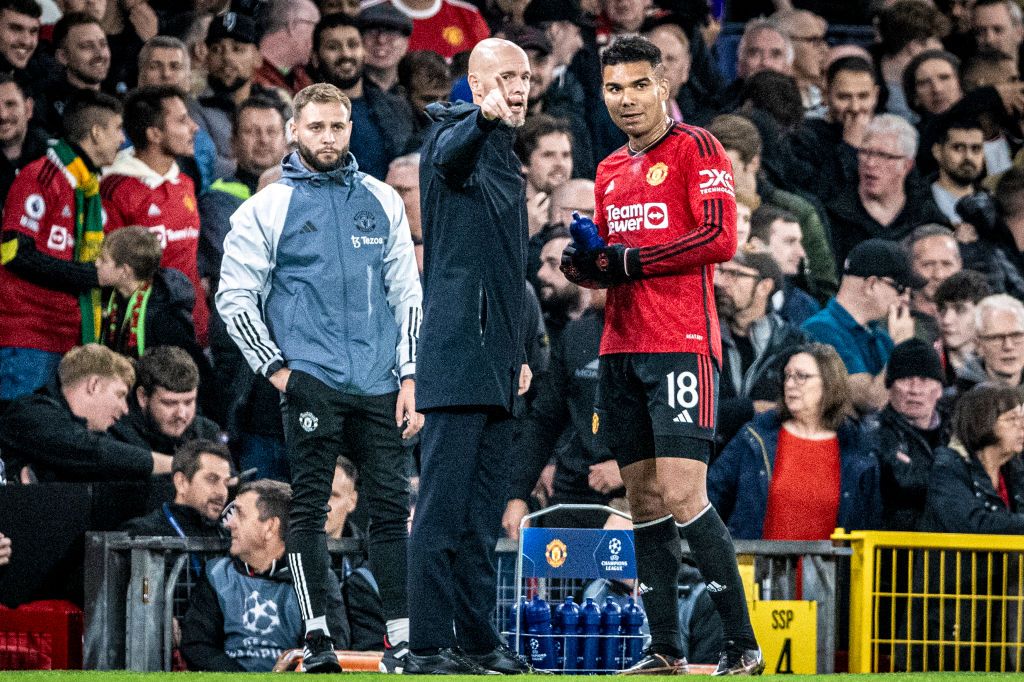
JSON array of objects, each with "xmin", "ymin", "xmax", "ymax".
[{"xmin": 468, "ymin": 38, "xmax": 531, "ymax": 126}]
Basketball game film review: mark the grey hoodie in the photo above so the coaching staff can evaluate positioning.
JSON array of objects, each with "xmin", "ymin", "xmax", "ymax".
[{"xmin": 217, "ymin": 151, "xmax": 422, "ymax": 396}]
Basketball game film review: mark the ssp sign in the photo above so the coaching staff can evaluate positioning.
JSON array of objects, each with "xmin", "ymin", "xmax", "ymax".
[{"xmin": 749, "ymin": 600, "xmax": 817, "ymax": 674}]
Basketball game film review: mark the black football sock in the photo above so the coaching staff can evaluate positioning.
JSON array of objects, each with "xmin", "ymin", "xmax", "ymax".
[
  {"xmin": 677, "ymin": 504, "xmax": 757, "ymax": 651},
  {"xmin": 632, "ymin": 514, "xmax": 684, "ymax": 659}
]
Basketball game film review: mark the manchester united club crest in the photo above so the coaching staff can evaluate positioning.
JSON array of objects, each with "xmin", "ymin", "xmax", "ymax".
[
  {"xmin": 183, "ymin": 195, "xmax": 196, "ymax": 213},
  {"xmin": 298, "ymin": 412, "xmax": 318, "ymax": 432},
  {"xmin": 442, "ymin": 26, "xmax": 464, "ymax": 47},
  {"xmin": 354, "ymin": 210, "xmax": 377, "ymax": 233},
  {"xmin": 646, "ymin": 162, "xmax": 669, "ymax": 186},
  {"xmin": 545, "ymin": 538, "xmax": 568, "ymax": 568}
]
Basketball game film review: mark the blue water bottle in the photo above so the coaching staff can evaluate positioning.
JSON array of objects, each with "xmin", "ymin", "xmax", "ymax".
[
  {"xmin": 524, "ymin": 594, "xmax": 557, "ymax": 669},
  {"xmin": 508, "ymin": 596, "xmax": 528, "ymax": 654},
  {"xmin": 622, "ymin": 598, "xmax": 646, "ymax": 666},
  {"xmin": 580, "ymin": 597, "xmax": 602, "ymax": 674},
  {"xmin": 600, "ymin": 597, "xmax": 623, "ymax": 671},
  {"xmin": 570, "ymin": 211, "xmax": 606, "ymax": 251},
  {"xmin": 557, "ymin": 596, "xmax": 581, "ymax": 673}
]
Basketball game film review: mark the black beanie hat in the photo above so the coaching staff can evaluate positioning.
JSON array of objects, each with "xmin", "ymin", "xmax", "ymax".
[{"xmin": 886, "ymin": 338, "xmax": 944, "ymax": 388}]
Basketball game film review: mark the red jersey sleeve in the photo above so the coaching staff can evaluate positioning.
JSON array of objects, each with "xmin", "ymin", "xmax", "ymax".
[
  {"xmin": 3, "ymin": 163, "xmax": 52, "ymax": 243},
  {"xmin": 100, "ymin": 177, "xmax": 129, "ymax": 233},
  {"xmin": 633, "ymin": 132, "xmax": 737, "ymax": 277}
]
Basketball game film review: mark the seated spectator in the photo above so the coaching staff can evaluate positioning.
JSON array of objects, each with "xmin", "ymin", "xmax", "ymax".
[
  {"xmin": 802, "ymin": 239, "xmax": 922, "ymax": 413},
  {"xmin": 972, "ymin": 0, "xmax": 1024, "ymax": 75},
  {"xmin": 902, "ymin": 50, "xmax": 963, "ymax": 123},
  {"xmin": 0, "ymin": 74, "xmax": 48, "ymax": 208},
  {"xmin": 956, "ymin": 294, "xmax": 1024, "ymax": 393},
  {"xmin": 358, "ymin": 4, "xmax": 412, "ymax": 94},
  {"xmin": 111, "ymin": 345, "xmax": 220, "ymax": 455},
  {"xmin": 747, "ymin": 206, "xmax": 820, "ymax": 326},
  {"xmin": 770, "ymin": 9, "xmax": 829, "ymax": 116},
  {"xmin": 385, "ymin": 153, "xmax": 423, "ymax": 272},
  {"xmin": 137, "ymin": 36, "xmax": 218, "ymax": 193},
  {"xmin": 506, "ymin": 24, "xmax": 594, "ymax": 178},
  {"xmin": 121, "ymin": 439, "xmax": 233, "ymax": 538},
  {"xmin": 735, "ymin": 193, "xmax": 755, "ymax": 246},
  {"xmin": 0, "ymin": 90, "xmax": 123, "ymax": 400},
  {"xmin": 397, "ymin": 49, "xmax": 450, "ymax": 151},
  {"xmin": 515, "ymin": 114, "xmax": 573, "ymax": 238},
  {"xmin": 709, "ymin": 343, "xmax": 880, "ymax": 540},
  {"xmin": 707, "ymin": 113, "xmax": 837, "ymax": 300},
  {"xmin": 715, "ymin": 247, "xmax": 808, "ymax": 448},
  {"xmin": 826, "ymin": 114, "xmax": 948, "ymax": 268},
  {"xmin": 928, "ymin": 115, "xmax": 985, "ymax": 231},
  {"xmin": 719, "ymin": 19, "xmax": 794, "ymax": 113},
  {"xmin": 533, "ymin": 227, "xmax": 588, "ymax": 344},
  {"xmin": 44, "ymin": 12, "xmax": 112, "ymax": 136},
  {"xmin": 934, "ymin": 270, "xmax": 992, "ymax": 385},
  {"xmin": 97, "ymin": 227, "xmax": 204, "ymax": 365},
  {"xmin": 875, "ymin": 0, "xmax": 948, "ymax": 122},
  {"xmin": 919, "ymin": 383, "xmax": 1024, "ymax": 534},
  {"xmin": 199, "ymin": 97, "xmax": 287, "ymax": 291},
  {"xmin": 102, "ymin": 85, "xmax": 209, "ymax": 347},
  {"xmin": 180, "ymin": 479, "xmax": 349, "ymax": 672},
  {"xmin": 526, "ymin": 177, "xmax": 594, "ymax": 296},
  {"xmin": 255, "ymin": 0, "xmax": 318, "ymax": 96},
  {"xmin": 906, "ymin": 224, "xmax": 961, "ymax": 339},
  {"xmin": 874, "ymin": 340, "xmax": 952, "ymax": 531},
  {"xmin": 644, "ymin": 22, "xmax": 693, "ymax": 123},
  {"xmin": 195, "ymin": 12, "xmax": 283, "ymax": 179},
  {"xmin": 0, "ymin": 344, "xmax": 173, "ymax": 482},
  {"xmin": 790, "ymin": 56, "xmax": 878, "ymax": 204},
  {"xmin": 326, "ymin": 456, "xmax": 386, "ymax": 652},
  {"xmin": 309, "ymin": 12, "xmax": 414, "ymax": 180}
]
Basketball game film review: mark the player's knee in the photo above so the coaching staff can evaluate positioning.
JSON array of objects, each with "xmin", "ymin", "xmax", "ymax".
[
  {"xmin": 625, "ymin": 486, "xmax": 664, "ymax": 521},
  {"xmin": 659, "ymin": 485, "xmax": 709, "ymax": 523}
]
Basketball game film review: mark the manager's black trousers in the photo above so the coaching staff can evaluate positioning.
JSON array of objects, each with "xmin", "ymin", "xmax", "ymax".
[
  {"xmin": 282, "ymin": 370, "xmax": 410, "ymax": 628},
  {"xmin": 407, "ymin": 407, "xmax": 515, "ymax": 652}
]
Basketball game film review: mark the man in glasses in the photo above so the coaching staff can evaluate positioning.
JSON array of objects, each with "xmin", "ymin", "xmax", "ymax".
[
  {"xmin": 802, "ymin": 239, "xmax": 925, "ymax": 414},
  {"xmin": 715, "ymin": 247, "xmax": 808, "ymax": 449},
  {"xmin": 955, "ymin": 294, "xmax": 1024, "ymax": 394},
  {"xmin": 826, "ymin": 114, "xmax": 947, "ymax": 268}
]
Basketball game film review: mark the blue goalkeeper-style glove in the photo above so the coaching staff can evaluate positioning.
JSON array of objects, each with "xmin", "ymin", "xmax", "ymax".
[
  {"xmin": 560, "ymin": 242, "xmax": 641, "ymax": 289},
  {"xmin": 569, "ymin": 211, "xmax": 606, "ymax": 251}
]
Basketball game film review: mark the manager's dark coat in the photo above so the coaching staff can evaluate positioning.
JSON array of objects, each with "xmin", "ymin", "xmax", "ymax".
[{"xmin": 416, "ymin": 101, "xmax": 528, "ymax": 412}]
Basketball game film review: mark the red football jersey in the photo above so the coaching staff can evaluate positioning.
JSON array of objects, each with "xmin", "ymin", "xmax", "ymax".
[
  {"xmin": 595, "ymin": 122, "xmax": 737, "ymax": 362},
  {"xmin": 101, "ymin": 171, "xmax": 209, "ymax": 346},
  {"xmin": 0, "ymin": 155, "xmax": 88, "ymax": 353},
  {"xmin": 364, "ymin": 0, "xmax": 490, "ymax": 59}
]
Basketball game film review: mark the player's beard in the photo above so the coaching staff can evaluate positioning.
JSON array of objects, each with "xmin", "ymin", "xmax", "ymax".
[{"xmin": 297, "ymin": 137, "xmax": 348, "ymax": 173}]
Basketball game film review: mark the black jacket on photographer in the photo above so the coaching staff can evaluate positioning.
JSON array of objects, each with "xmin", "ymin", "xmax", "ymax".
[
  {"xmin": 871, "ymin": 405, "xmax": 951, "ymax": 532},
  {"xmin": 955, "ymin": 191, "xmax": 1024, "ymax": 301},
  {"xmin": 120, "ymin": 501, "xmax": 224, "ymax": 538},
  {"xmin": 512, "ymin": 308, "xmax": 618, "ymax": 505},
  {"xmin": 717, "ymin": 313, "xmax": 807, "ymax": 451}
]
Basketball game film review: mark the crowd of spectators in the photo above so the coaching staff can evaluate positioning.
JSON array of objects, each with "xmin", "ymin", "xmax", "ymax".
[{"xmin": 1, "ymin": 0, "xmax": 1024, "ymax": 671}]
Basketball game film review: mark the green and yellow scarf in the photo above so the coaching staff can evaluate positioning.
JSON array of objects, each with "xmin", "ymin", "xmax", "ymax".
[{"xmin": 49, "ymin": 139, "xmax": 104, "ymax": 343}]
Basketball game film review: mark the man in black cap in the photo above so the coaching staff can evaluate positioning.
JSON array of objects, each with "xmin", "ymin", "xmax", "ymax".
[
  {"xmin": 802, "ymin": 239, "xmax": 925, "ymax": 413},
  {"xmin": 308, "ymin": 12, "xmax": 413, "ymax": 180},
  {"xmin": 359, "ymin": 3, "xmax": 411, "ymax": 94},
  {"xmin": 194, "ymin": 11, "xmax": 282, "ymax": 179},
  {"xmin": 505, "ymin": 23, "xmax": 595, "ymax": 178},
  {"xmin": 874, "ymin": 338, "xmax": 951, "ymax": 531}
]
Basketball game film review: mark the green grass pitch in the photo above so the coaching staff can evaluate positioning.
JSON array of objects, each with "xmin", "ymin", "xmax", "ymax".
[{"xmin": 6, "ymin": 674, "xmax": 1024, "ymax": 681}]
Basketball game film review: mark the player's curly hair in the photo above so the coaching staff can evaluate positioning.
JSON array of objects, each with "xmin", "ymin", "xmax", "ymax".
[{"xmin": 601, "ymin": 36, "xmax": 661, "ymax": 69}]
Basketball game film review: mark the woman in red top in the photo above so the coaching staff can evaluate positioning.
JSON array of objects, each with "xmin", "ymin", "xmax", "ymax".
[{"xmin": 709, "ymin": 343, "xmax": 880, "ymax": 541}]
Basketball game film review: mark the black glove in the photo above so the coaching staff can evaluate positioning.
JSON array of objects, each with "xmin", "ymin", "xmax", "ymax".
[{"xmin": 560, "ymin": 242, "xmax": 640, "ymax": 288}]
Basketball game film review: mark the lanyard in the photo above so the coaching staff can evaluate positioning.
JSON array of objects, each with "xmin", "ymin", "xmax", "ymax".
[{"xmin": 163, "ymin": 503, "xmax": 203, "ymax": 577}]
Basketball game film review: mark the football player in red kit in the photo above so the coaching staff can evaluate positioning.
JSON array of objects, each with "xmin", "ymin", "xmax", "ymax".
[{"xmin": 561, "ymin": 36, "xmax": 764, "ymax": 676}]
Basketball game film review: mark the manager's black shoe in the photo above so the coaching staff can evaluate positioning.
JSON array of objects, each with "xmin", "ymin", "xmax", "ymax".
[
  {"xmin": 466, "ymin": 644, "xmax": 539, "ymax": 674},
  {"xmin": 712, "ymin": 643, "xmax": 765, "ymax": 676},
  {"xmin": 301, "ymin": 630, "xmax": 341, "ymax": 673},
  {"xmin": 403, "ymin": 647, "xmax": 498, "ymax": 674},
  {"xmin": 618, "ymin": 648, "xmax": 687, "ymax": 675}
]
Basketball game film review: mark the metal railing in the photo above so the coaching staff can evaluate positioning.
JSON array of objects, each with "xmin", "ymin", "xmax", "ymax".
[{"xmin": 834, "ymin": 530, "xmax": 1024, "ymax": 673}]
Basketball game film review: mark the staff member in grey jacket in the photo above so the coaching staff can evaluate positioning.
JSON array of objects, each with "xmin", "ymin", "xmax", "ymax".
[{"xmin": 217, "ymin": 83, "xmax": 422, "ymax": 674}]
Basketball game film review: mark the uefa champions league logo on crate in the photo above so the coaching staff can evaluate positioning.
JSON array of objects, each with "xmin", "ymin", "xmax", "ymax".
[{"xmin": 608, "ymin": 538, "xmax": 622, "ymax": 560}]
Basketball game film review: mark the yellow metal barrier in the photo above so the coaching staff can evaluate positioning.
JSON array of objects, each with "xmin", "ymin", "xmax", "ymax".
[{"xmin": 833, "ymin": 530, "xmax": 1024, "ymax": 673}]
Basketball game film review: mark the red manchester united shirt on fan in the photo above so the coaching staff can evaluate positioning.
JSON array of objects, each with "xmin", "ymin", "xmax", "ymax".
[
  {"xmin": 101, "ymin": 150, "xmax": 209, "ymax": 346},
  {"xmin": 594, "ymin": 122, "xmax": 738, "ymax": 363},
  {"xmin": 361, "ymin": 0, "xmax": 490, "ymax": 59}
]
